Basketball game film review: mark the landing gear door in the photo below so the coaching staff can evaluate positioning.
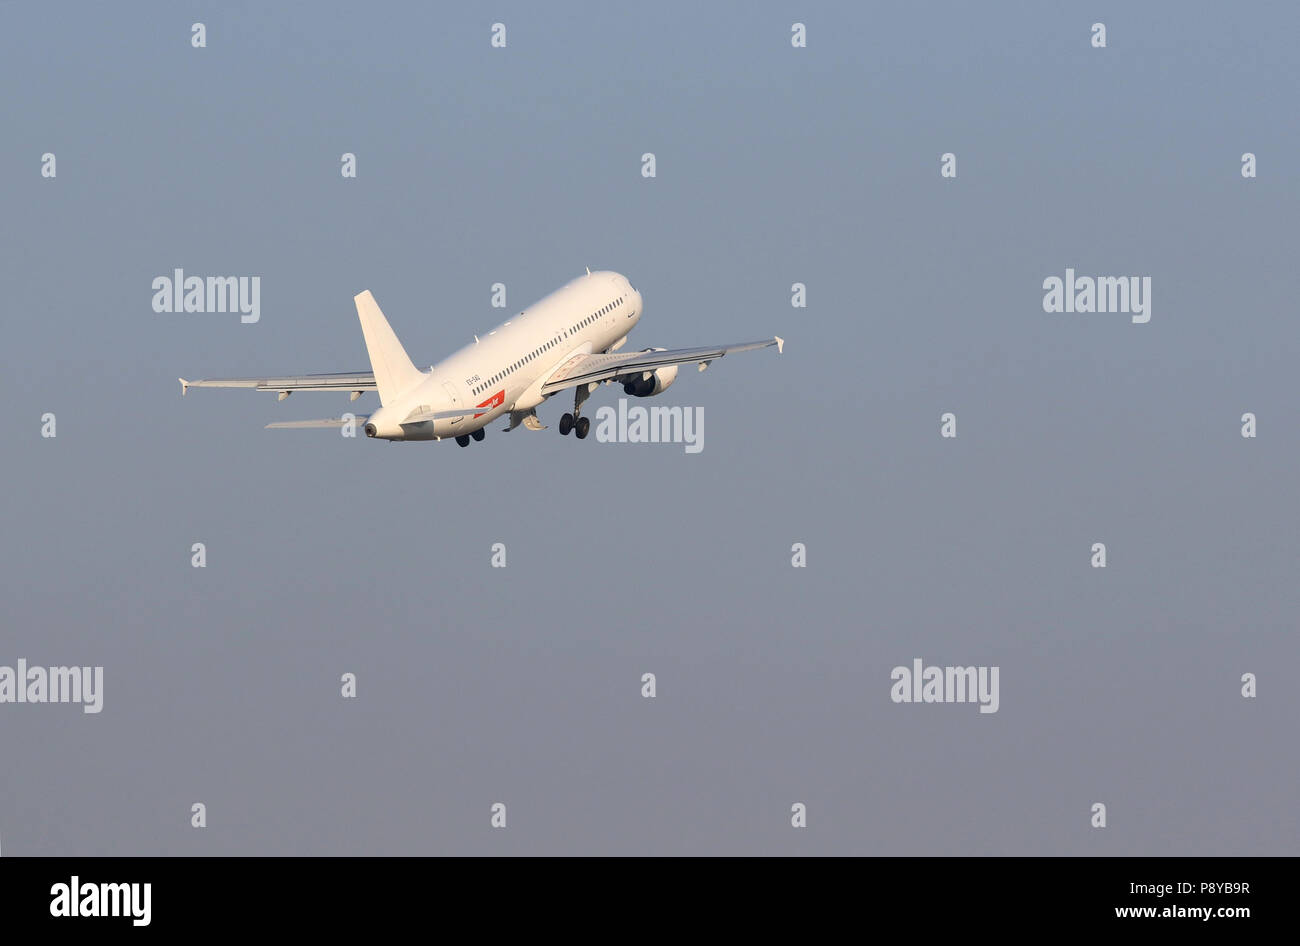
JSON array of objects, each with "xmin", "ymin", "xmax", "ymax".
[{"xmin": 441, "ymin": 381, "xmax": 463, "ymax": 426}]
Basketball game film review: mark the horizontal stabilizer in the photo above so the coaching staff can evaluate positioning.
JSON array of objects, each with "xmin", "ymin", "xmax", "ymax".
[
  {"xmin": 266, "ymin": 416, "xmax": 370, "ymax": 429},
  {"xmin": 401, "ymin": 405, "xmax": 498, "ymax": 424}
]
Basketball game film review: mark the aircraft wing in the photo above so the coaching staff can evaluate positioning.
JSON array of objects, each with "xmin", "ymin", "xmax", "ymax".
[
  {"xmin": 539, "ymin": 336, "xmax": 784, "ymax": 396},
  {"xmin": 179, "ymin": 372, "xmax": 377, "ymax": 397}
]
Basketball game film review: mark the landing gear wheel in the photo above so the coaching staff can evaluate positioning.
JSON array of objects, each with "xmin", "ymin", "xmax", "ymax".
[
  {"xmin": 559, "ymin": 413, "xmax": 574, "ymax": 436},
  {"xmin": 575, "ymin": 416, "xmax": 591, "ymax": 439},
  {"xmin": 471, "ymin": 428, "xmax": 485, "ymax": 442},
  {"xmin": 456, "ymin": 434, "xmax": 470, "ymax": 447}
]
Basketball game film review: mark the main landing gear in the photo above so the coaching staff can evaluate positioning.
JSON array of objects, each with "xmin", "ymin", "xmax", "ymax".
[
  {"xmin": 556, "ymin": 384, "xmax": 592, "ymax": 439},
  {"xmin": 559, "ymin": 413, "xmax": 590, "ymax": 439},
  {"xmin": 558, "ymin": 384, "xmax": 593, "ymax": 440},
  {"xmin": 456, "ymin": 428, "xmax": 486, "ymax": 448}
]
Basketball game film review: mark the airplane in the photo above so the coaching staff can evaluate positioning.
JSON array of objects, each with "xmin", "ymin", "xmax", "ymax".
[{"xmin": 179, "ymin": 270, "xmax": 783, "ymax": 446}]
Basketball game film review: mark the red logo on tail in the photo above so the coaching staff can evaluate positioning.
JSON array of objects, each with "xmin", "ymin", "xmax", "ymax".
[{"xmin": 474, "ymin": 389, "xmax": 505, "ymax": 418}]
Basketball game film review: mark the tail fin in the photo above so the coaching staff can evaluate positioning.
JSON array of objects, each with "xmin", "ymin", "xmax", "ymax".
[{"xmin": 354, "ymin": 291, "xmax": 424, "ymax": 405}]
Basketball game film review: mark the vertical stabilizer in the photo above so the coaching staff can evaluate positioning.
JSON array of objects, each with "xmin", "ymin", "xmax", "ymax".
[{"xmin": 354, "ymin": 291, "xmax": 424, "ymax": 405}]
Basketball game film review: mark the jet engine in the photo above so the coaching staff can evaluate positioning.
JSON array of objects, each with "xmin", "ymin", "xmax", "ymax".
[{"xmin": 622, "ymin": 350, "xmax": 678, "ymax": 397}]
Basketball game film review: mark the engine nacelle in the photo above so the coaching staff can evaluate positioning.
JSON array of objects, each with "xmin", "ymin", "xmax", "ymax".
[{"xmin": 622, "ymin": 351, "xmax": 678, "ymax": 397}]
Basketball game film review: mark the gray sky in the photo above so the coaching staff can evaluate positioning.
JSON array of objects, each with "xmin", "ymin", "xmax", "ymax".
[{"xmin": 2, "ymin": 1, "xmax": 1297, "ymax": 854}]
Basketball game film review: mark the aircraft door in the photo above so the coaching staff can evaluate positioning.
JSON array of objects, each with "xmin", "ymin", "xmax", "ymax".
[{"xmin": 441, "ymin": 380, "xmax": 463, "ymax": 426}]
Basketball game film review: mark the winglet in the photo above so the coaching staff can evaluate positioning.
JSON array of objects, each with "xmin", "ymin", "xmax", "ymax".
[
  {"xmin": 179, "ymin": 378, "xmax": 190, "ymax": 396},
  {"xmin": 775, "ymin": 336, "xmax": 784, "ymax": 354}
]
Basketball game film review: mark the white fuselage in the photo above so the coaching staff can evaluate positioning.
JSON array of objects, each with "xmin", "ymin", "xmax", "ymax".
[{"xmin": 364, "ymin": 271, "xmax": 642, "ymax": 440}]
